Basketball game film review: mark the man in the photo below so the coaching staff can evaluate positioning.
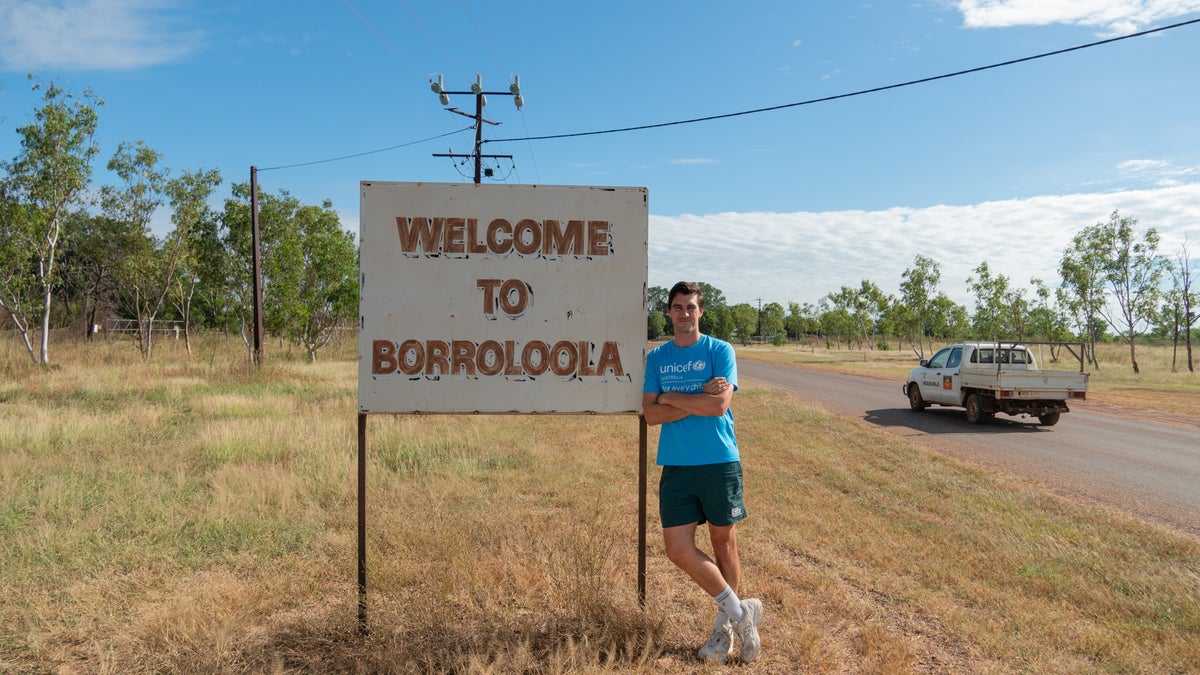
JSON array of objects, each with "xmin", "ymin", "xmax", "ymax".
[{"xmin": 643, "ymin": 281, "xmax": 764, "ymax": 664}]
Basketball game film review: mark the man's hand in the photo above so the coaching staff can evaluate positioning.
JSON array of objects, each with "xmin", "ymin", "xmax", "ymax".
[{"xmin": 703, "ymin": 377, "xmax": 731, "ymax": 395}]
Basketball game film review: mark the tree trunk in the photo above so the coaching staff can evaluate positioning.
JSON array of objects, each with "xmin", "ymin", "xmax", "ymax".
[
  {"xmin": 1128, "ymin": 335, "xmax": 1139, "ymax": 374},
  {"xmin": 39, "ymin": 283, "xmax": 52, "ymax": 365},
  {"xmin": 1172, "ymin": 324, "xmax": 1179, "ymax": 372},
  {"xmin": 1187, "ymin": 323, "xmax": 1195, "ymax": 373},
  {"xmin": 3, "ymin": 306, "xmax": 40, "ymax": 365},
  {"xmin": 239, "ymin": 322, "xmax": 253, "ymax": 364},
  {"xmin": 145, "ymin": 318, "xmax": 155, "ymax": 361},
  {"xmin": 1087, "ymin": 319, "xmax": 1101, "ymax": 370},
  {"xmin": 180, "ymin": 278, "xmax": 196, "ymax": 357}
]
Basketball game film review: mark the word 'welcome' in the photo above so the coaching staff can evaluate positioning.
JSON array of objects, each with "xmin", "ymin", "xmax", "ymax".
[{"xmin": 396, "ymin": 217, "xmax": 612, "ymax": 258}]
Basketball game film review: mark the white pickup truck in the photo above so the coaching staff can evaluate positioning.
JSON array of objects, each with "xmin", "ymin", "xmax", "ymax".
[{"xmin": 903, "ymin": 342, "xmax": 1089, "ymax": 425}]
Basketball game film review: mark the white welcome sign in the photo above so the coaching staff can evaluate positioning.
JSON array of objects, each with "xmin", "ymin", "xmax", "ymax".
[{"xmin": 358, "ymin": 182, "xmax": 648, "ymax": 414}]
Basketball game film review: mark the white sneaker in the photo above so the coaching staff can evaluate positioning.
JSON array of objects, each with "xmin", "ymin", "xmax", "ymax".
[
  {"xmin": 697, "ymin": 621, "xmax": 734, "ymax": 663},
  {"xmin": 735, "ymin": 598, "xmax": 764, "ymax": 663}
]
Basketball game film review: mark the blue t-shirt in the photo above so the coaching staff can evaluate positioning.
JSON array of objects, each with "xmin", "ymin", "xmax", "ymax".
[{"xmin": 643, "ymin": 334, "xmax": 739, "ymax": 466}]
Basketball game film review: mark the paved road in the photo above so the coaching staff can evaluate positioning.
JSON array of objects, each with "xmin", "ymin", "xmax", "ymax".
[{"xmin": 738, "ymin": 358, "xmax": 1200, "ymax": 537}]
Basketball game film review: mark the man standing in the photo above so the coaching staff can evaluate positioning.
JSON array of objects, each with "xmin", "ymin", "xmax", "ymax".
[{"xmin": 643, "ymin": 281, "xmax": 764, "ymax": 664}]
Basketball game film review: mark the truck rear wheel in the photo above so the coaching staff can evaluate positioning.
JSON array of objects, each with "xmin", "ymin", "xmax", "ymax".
[
  {"xmin": 908, "ymin": 384, "xmax": 927, "ymax": 412},
  {"xmin": 965, "ymin": 393, "xmax": 990, "ymax": 424},
  {"xmin": 1038, "ymin": 411, "xmax": 1061, "ymax": 426}
]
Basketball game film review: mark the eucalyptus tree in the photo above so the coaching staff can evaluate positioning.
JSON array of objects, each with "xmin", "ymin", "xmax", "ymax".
[
  {"xmin": 929, "ymin": 295, "xmax": 970, "ymax": 342},
  {"xmin": 785, "ymin": 301, "xmax": 818, "ymax": 341},
  {"xmin": 1160, "ymin": 285, "xmax": 1186, "ymax": 371},
  {"xmin": 0, "ymin": 81, "xmax": 101, "ymax": 365},
  {"xmin": 695, "ymin": 281, "xmax": 727, "ymax": 310},
  {"xmin": 647, "ymin": 285, "xmax": 668, "ymax": 313},
  {"xmin": 1085, "ymin": 211, "xmax": 1167, "ymax": 374},
  {"xmin": 219, "ymin": 185, "xmax": 359, "ymax": 362},
  {"xmin": 647, "ymin": 309, "xmax": 666, "ymax": 339},
  {"xmin": 201, "ymin": 185, "xmax": 251, "ymax": 342},
  {"xmin": 647, "ymin": 284, "xmax": 669, "ymax": 337},
  {"xmin": 102, "ymin": 141, "xmax": 173, "ymax": 360},
  {"xmin": 57, "ymin": 212, "xmax": 143, "ymax": 338},
  {"xmin": 882, "ymin": 298, "xmax": 914, "ymax": 351},
  {"xmin": 286, "ymin": 200, "xmax": 358, "ymax": 362},
  {"xmin": 730, "ymin": 303, "xmax": 757, "ymax": 345},
  {"xmin": 164, "ymin": 168, "xmax": 222, "ymax": 355},
  {"xmin": 219, "ymin": 182, "xmax": 286, "ymax": 361},
  {"xmin": 823, "ymin": 280, "xmax": 889, "ymax": 349},
  {"xmin": 695, "ymin": 281, "xmax": 727, "ymax": 337},
  {"xmin": 761, "ymin": 301, "xmax": 787, "ymax": 344},
  {"xmin": 1060, "ymin": 223, "xmax": 1104, "ymax": 365},
  {"xmin": 898, "ymin": 255, "xmax": 942, "ymax": 358},
  {"xmin": 816, "ymin": 299, "xmax": 855, "ymax": 350},
  {"xmin": 707, "ymin": 304, "xmax": 735, "ymax": 343},
  {"xmin": 1174, "ymin": 237, "xmax": 1195, "ymax": 372},
  {"xmin": 1028, "ymin": 278, "xmax": 1074, "ymax": 362},
  {"xmin": 967, "ymin": 261, "xmax": 1013, "ymax": 340}
]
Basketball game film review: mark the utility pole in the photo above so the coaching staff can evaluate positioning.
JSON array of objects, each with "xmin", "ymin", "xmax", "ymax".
[
  {"xmin": 756, "ymin": 298, "xmax": 763, "ymax": 342},
  {"xmin": 430, "ymin": 73, "xmax": 522, "ymax": 184},
  {"xmin": 250, "ymin": 165, "xmax": 265, "ymax": 367}
]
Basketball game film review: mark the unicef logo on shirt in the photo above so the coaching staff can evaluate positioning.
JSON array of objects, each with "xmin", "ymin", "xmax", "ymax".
[{"xmin": 661, "ymin": 358, "xmax": 708, "ymax": 375}]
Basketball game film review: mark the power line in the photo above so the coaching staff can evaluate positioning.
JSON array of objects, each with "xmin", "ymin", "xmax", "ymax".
[
  {"xmin": 259, "ymin": 127, "xmax": 473, "ymax": 172},
  {"xmin": 400, "ymin": 0, "xmax": 462, "ymax": 76},
  {"xmin": 486, "ymin": 16, "xmax": 1200, "ymax": 145},
  {"xmin": 338, "ymin": 0, "xmax": 422, "ymax": 77},
  {"xmin": 458, "ymin": 0, "xmax": 507, "ymax": 80}
]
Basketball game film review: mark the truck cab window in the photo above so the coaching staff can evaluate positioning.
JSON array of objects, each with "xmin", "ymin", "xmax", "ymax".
[
  {"xmin": 928, "ymin": 347, "xmax": 952, "ymax": 369},
  {"xmin": 947, "ymin": 348, "xmax": 962, "ymax": 368}
]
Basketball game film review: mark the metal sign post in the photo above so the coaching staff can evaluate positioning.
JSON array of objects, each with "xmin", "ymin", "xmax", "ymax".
[{"xmin": 357, "ymin": 413, "xmax": 368, "ymax": 635}]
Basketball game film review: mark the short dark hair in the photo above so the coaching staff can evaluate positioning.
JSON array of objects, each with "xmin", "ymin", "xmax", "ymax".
[{"xmin": 668, "ymin": 281, "xmax": 704, "ymax": 309}]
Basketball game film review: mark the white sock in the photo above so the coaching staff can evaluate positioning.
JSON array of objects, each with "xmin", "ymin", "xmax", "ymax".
[
  {"xmin": 714, "ymin": 586, "xmax": 745, "ymax": 624},
  {"xmin": 712, "ymin": 605, "xmax": 729, "ymax": 631}
]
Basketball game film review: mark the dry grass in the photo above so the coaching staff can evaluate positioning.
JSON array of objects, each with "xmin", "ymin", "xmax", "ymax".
[{"xmin": 2, "ymin": 334, "xmax": 1198, "ymax": 673}]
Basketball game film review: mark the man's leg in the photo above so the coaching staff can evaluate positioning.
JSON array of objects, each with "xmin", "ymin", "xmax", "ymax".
[
  {"xmin": 701, "ymin": 525, "xmax": 764, "ymax": 665},
  {"xmin": 709, "ymin": 523, "xmax": 740, "ymax": 595},
  {"xmin": 662, "ymin": 523, "xmax": 728, "ymax": 597},
  {"xmin": 665, "ymin": 523, "xmax": 739, "ymax": 663}
]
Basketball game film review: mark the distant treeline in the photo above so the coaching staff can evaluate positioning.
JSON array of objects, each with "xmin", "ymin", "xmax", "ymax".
[{"xmin": 648, "ymin": 217, "xmax": 1197, "ymax": 374}]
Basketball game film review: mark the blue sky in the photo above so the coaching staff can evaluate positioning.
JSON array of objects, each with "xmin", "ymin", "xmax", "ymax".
[{"xmin": 2, "ymin": 0, "xmax": 1199, "ymax": 309}]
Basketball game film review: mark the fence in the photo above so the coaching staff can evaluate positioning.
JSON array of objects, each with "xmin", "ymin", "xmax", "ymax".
[{"xmin": 103, "ymin": 319, "xmax": 187, "ymax": 339}]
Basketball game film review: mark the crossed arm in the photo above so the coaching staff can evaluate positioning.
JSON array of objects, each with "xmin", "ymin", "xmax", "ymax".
[{"xmin": 643, "ymin": 377, "xmax": 734, "ymax": 426}]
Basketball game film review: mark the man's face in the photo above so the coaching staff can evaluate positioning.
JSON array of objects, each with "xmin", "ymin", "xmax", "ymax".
[{"xmin": 669, "ymin": 292, "xmax": 704, "ymax": 335}]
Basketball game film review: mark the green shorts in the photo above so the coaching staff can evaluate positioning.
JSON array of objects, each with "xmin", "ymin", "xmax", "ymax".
[{"xmin": 658, "ymin": 461, "xmax": 746, "ymax": 528}]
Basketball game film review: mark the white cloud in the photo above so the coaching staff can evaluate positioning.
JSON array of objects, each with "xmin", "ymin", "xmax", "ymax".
[
  {"xmin": 669, "ymin": 158, "xmax": 719, "ymax": 165},
  {"xmin": 0, "ymin": 0, "xmax": 203, "ymax": 71},
  {"xmin": 1119, "ymin": 158, "xmax": 1171, "ymax": 172},
  {"xmin": 648, "ymin": 183, "xmax": 1200, "ymax": 308},
  {"xmin": 956, "ymin": 0, "xmax": 1200, "ymax": 33},
  {"xmin": 1118, "ymin": 158, "xmax": 1200, "ymax": 186}
]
